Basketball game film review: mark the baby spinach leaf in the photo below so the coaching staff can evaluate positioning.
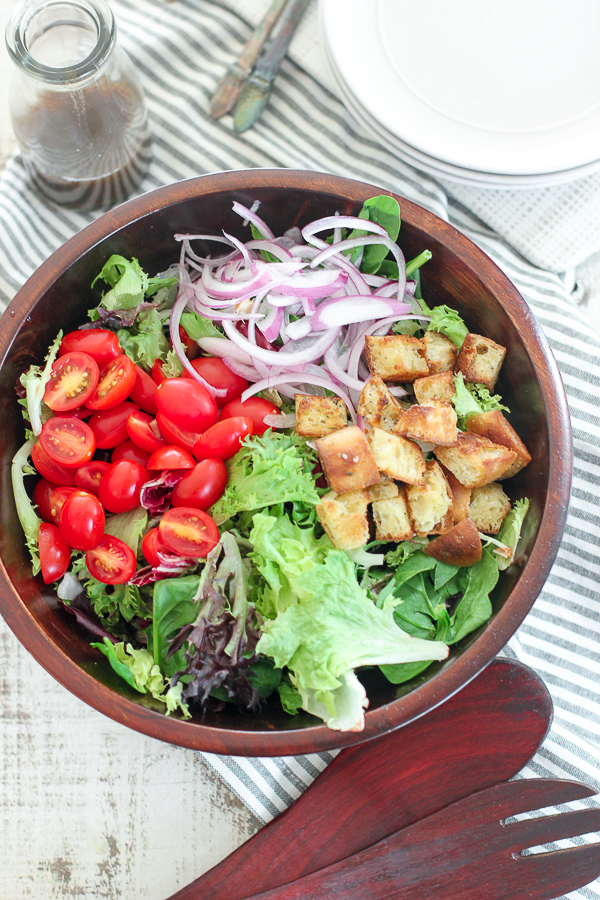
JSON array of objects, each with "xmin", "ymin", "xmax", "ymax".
[
  {"xmin": 153, "ymin": 574, "xmax": 200, "ymax": 676},
  {"xmin": 449, "ymin": 549, "xmax": 499, "ymax": 644}
]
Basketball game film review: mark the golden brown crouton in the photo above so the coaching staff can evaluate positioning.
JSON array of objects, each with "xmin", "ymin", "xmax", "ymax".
[
  {"xmin": 434, "ymin": 432, "xmax": 517, "ymax": 489},
  {"xmin": 413, "ymin": 370, "xmax": 455, "ymax": 405},
  {"xmin": 469, "ymin": 482, "xmax": 512, "ymax": 534},
  {"xmin": 421, "ymin": 331, "xmax": 457, "ymax": 374},
  {"xmin": 368, "ymin": 427, "xmax": 426, "ymax": 485},
  {"xmin": 395, "ymin": 400, "xmax": 458, "ymax": 446},
  {"xmin": 424, "ymin": 518, "xmax": 482, "ymax": 567},
  {"xmin": 294, "ymin": 393, "xmax": 347, "ymax": 438},
  {"xmin": 405, "ymin": 460, "xmax": 453, "ymax": 536},
  {"xmin": 316, "ymin": 490, "xmax": 370, "ymax": 550},
  {"xmin": 466, "ymin": 410, "xmax": 531, "ymax": 479},
  {"xmin": 316, "ymin": 425, "xmax": 380, "ymax": 494},
  {"xmin": 441, "ymin": 466, "xmax": 472, "ymax": 524},
  {"xmin": 368, "ymin": 475, "xmax": 399, "ymax": 502},
  {"xmin": 456, "ymin": 333, "xmax": 506, "ymax": 390},
  {"xmin": 364, "ymin": 335, "xmax": 429, "ymax": 383},
  {"xmin": 357, "ymin": 376, "xmax": 404, "ymax": 433},
  {"xmin": 372, "ymin": 490, "xmax": 414, "ymax": 541}
]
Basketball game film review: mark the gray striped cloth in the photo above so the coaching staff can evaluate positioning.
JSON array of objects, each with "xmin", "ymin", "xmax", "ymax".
[{"xmin": 1, "ymin": 1, "xmax": 600, "ymax": 894}]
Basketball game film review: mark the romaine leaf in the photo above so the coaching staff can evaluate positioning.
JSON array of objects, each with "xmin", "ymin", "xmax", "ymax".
[
  {"xmin": 11, "ymin": 440, "xmax": 42, "ymax": 575},
  {"xmin": 180, "ymin": 310, "xmax": 223, "ymax": 341}
]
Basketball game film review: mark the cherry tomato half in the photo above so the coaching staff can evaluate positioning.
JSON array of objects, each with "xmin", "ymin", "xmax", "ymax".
[
  {"xmin": 86, "ymin": 535, "xmax": 136, "ymax": 585},
  {"xmin": 193, "ymin": 416, "xmax": 253, "ymax": 461},
  {"xmin": 179, "ymin": 325, "xmax": 198, "ymax": 359},
  {"xmin": 141, "ymin": 527, "xmax": 170, "ymax": 567},
  {"xmin": 75, "ymin": 460, "xmax": 111, "ymax": 496},
  {"xmin": 155, "ymin": 412, "xmax": 202, "ymax": 453},
  {"xmin": 59, "ymin": 329, "xmax": 121, "ymax": 369},
  {"xmin": 98, "ymin": 459, "xmax": 149, "ymax": 514},
  {"xmin": 171, "ymin": 459, "xmax": 227, "ymax": 511},
  {"xmin": 158, "ymin": 507, "xmax": 219, "ymax": 558},
  {"xmin": 39, "ymin": 417, "xmax": 96, "ymax": 468},
  {"xmin": 59, "ymin": 490, "xmax": 105, "ymax": 551},
  {"xmin": 129, "ymin": 364, "xmax": 158, "ymax": 415},
  {"xmin": 183, "ymin": 357, "xmax": 248, "ymax": 408},
  {"xmin": 88, "ymin": 401, "xmax": 139, "ymax": 449},
  {"xmin": 147, "ymin": 445, "xmax": 195, "ymax": 470},
  {"xmin": 39, "ymin": 523, "xmax": 71, "ymax": 584},
  {"xmin": 43, "ymin": 351, "xmax": 99, "ymax": 412},
  {"xmin": 151, "ymin": 358, "xmax": 167, "ymax": 385},
  {"xmin": 86, "ymin": 353, "xmax": 136, "ymax": 411},
  {"xmin": 49, "ymin": 486, "xmax": 77, "ymax": 524},
  {"xmin": 219, "ymin": 397, "xmax": 279, "ymax": 436},
  {"xmin": 33, "ymin": 478, "xmax": 59, "ymax": 523},
  {"xmin": 155, "ymin": 377, "xmax": 218, "ymax": 433},
  {"xmin": 111, "ymin": 440, "xmax": 151, "ymax": 468},
  {"xmin": 126, "ymin": 410, "xmax": 166, "ymax": 453},
  {"xmin": 31, "ymin": 442, "xmax": 77, "ymax": 487}
]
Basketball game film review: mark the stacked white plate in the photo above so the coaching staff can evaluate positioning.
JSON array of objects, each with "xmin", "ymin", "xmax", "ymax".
[{"xmin": 320, "ymin": 0, "xmax": 600, "ymax": 188}]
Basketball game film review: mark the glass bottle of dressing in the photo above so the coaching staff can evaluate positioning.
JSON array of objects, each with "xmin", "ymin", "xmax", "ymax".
[{"xmin": 5, "ymin": 0, "xmax": 151, "ymax": 209}]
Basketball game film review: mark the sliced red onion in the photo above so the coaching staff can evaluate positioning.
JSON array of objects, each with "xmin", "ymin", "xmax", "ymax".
[
  {"xmin": 302, "ymin": 215, "xmax": 387, "ymax": 247},
  {"xmin": 246, "ymin": 239, "xmax": 295, "ymax": 261},
  {"xmin": 310, "ymin": 236, "xmax": 406, "ymax": 301},
  {"xmin": 263, "ymin": 412, "xmax": 296, "ymax": 429},
  {"xmin": 223, "ymin": 357, "xmax": 264, "ymax": 382},
  {"xmin": 323, "ymin": 342, "xmax": 366, "ymax": 392},
  {"xmin": 232, "ymin": 200, "xmax": 275, "ymax": 239},
  {"xmin": 242, "ymin": 373, "xmax": 356, "ymax": 422},
  {"xmin": 308, "ymin": 295, "xmax": 412, "ymax": 332},
  {"xmin": 197, "ymin": 336, "xmax": 254, "ymax": 366},
  {"xmin": 175, "ymin": 233, "xmax": 239, "ymax": 265},
  {"xmin": 274, "ymin": 268, "xmax": 348, "ymax": 299},
  {"xmin": 169, "ymin": 290, "xmax": 227, "ymax": 398},
  {"xmin": 389, "ymin": 385, "xmax": 408, "ymax": 397},
  {"xmin": 257, "ymin": 304, "xmax": 284, "ymax": 342},
  {"xmin": 223, "ymin": 319, "xmax": 338, "ymax": 367},
  {"xmin": 284, "ymin": 317, "xmax": 313, "ymax": 341},
  {"xmin": 222, "ymin": 231, "xmax": 253, "ymax": 268}
]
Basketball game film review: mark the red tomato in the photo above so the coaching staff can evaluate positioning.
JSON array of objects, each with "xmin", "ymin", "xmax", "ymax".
[
  {"xmin": 129, "ymin": 365, "xmax": 158, "ymax": 415},
  {"xmin": 141, "ymin": 527, "xmax": 170, "ymax": 567},
  {"xmin": 43, "ymin": 351, "xmax": 99, "ymax": 412},
  {"xmin": 39, "ymin": 417, "xmax": 96, "ymax": 468},
  {"xmin": 49, "ymin": 486, "xmax": 77, "ymax": 524},
  {"xmin": 74, "ymin": 460, "xmax": 111, "ymax": 495},
  {"xmin": 179, "ymin": 325, "xmax": 198, "ymax": 358},
  {"xmin": 86, "ymin": 535, "xmax": 136, "ymax": 585},
  {"xmin": 159, "ymin": 507, "xmax": 219, "ymax": 558},
  {"xmin": 156, "ymin": 412, "xmax": 202, "ymax": 453},
  {"xmin": 98, "ymin": 460, "xmax": 149, "ymax": 514},
  {"xmin": 147, "ymin": 445, "xmax": 195, "ymax": 470},
  {"xmin": 59, "ymin": 490, "xmax": 105, "ymax": 551},
  {"xmin": 88, "ymin": 401, "xmax": 139, "ymax": 449},
  {"xmin": 152, "ymin": 358, "xmax": 167, "ymax": 385},
  {"xmin": 31, "ymin": 442, "xmax": 77, "ymax": 486},
  {"xmin": 38, "ymin": 523, "xmax": 71, "ymax": 584},
  {"xmin": 111, "ymin": 439, "xmax": 151, "ymax": 467},
  {"xmin": 183, "ymin": 357, "xmax": 248, "ymax": 408},
  {"xmin": 59, "ymin": 329, "xmax": 121, "ymax": 369},
  {"xmin": 219, "ymin": 397, "xmax": 279, "ymax": 436},
  {"xmin": 126, "ymin": 410, "xmax": 166, "ymax": 452},
  {"xmin": 33, "ymin": 478, "xmax": 59, "ymax": 523},
  {"xmin": 193, "ymin": 416, "xmax": 253, "ymax": 461},
  {"xmin": 155, "ymin": 378, "xmax": 218, "ymax": 433},
  {"xmin": 171, "ymin": 459, "xmax": 227, "ymax": 511},
  {"xmin": 86, "ymin": 354, "xmax": 136, "ymax": 411}
]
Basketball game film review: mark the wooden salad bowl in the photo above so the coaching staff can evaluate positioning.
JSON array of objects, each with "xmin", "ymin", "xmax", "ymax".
[{"xmin": 0, "ymin": 169, "xmax": 572, "ymax": 756}]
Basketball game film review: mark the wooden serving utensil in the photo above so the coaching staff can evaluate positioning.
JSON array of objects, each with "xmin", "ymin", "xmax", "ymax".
[{"xmin": 168, "ymin": 658, "xmax": 553, "ymax": 900}]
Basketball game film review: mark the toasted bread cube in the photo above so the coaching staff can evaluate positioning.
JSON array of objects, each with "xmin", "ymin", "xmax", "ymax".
[
  {"xmin": 405, "ymin": 460, "xmax": 453, "ymax": 536},
  {"xmin": 441, "ymin": 466, "xmax": 472, "ymax": 524},
  {"xmin": 413, "ymin": 370, "xmax": 455, "ymax": 405},
  {"xmin": 295, "ymin": 393, "xmax": 347, "ymax": 438},
  {"xmin": 358, "ymin": 376, "xmax": 404, "ymax": 433},
  {"xmin": 316, "ymin": 489, "xmax": 370, "ymax": 550},
  {"xmin": 422, "ymin": 331, "xmax": 457, "ymax": 374},
  {"xmin": 368, "ymin": 475, "xmax": 399, "ymax": 502},
  {"xmin": 466, "ymin": 410, "xmax": 531, "ymax": 479},
  {"xmin": 316, "ymin": 425, "xmax": 380, "ymax": 494},
  {"xmin": 434, "ymin": 433, "xmax": 517, "ymax": 489},
  {"xmin": 395, "ymin": 400, "xmax": 458, "ymax": 446},
  {"xmin": 368, "ymin": 427, "xmax": 426, "ymax": 485},
  {"xmin": 424, "ymin": 518, "xmax": 482, "ymax": 567},
  {"xmin": 469, "ymin": 482, "xmax": 511, "ymax": 534},
  {"xmin": 364, "ymin": 335, "xmax": 429, "ymax": 383},
  {"xmin": 372, "ymin": 490, "xmax": 414, "ymax": 542},
  {"xmin": 456, "ymin": 334, "xmax": 506, "ymax": 390}
]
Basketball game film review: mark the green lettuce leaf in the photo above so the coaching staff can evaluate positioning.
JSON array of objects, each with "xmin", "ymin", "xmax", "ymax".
[
  {"xmin": 152, "ymin": 574, "xmax": 200, "ymax": 677},
  {"xmin": 180, "ymin": 311, "xmax": 223, "ymax": 341},
  {"xmin": 103, "ymin": 507, "xmax": 148, "ymax": 555},
  {"xmin": 12, "ymin": 440, "xmax": 42, "ymax": 575},
  {"xmin": 427, "ymin": 305, "xmax": 469, "ymax": 348},
  {"xmin": 448, "ymin": 548, "xmax": 499, "ymax": 644},
  {"xmin": 92, "ymin": 255, "xmax": 148, "ymax": 310},
  {"xmin": 495, "ymin": 498, "xmax": 530, "ymax": 571},
  {"xmin": 19, "ymin": 331, "xmax": 62, "ymax": 437},
  {"xmin": 347, "ymin": 195, "xmax": 402, "ymax": 274},
  {"xmin": 117, "ymin": 306, "xmax": 170, "ymax": 369},
  {"xmin": 452, "ymin": 372, "xmax": 510, "ymax": 429}
]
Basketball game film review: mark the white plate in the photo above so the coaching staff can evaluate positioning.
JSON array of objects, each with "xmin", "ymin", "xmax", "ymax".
[{"xmin": 321, "ymin": 0, "xmax": 600, "ymax": 176}]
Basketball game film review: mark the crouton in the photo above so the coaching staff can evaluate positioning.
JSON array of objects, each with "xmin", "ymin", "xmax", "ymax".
[
  {"xmin": 413, "ymin": 370, "xmax": 455, "ymax": 405},
  {"xmin": 368, "ymin": 475, "xmax": 399, "ymax": 502},
  {"xmin": 372, "ymin": 489, "xmax": 414, "ymax": 541},
  {"xmin": 441, "ymin": 466, "xmax": 472, "ymax": 524},
  {"xmin": 357, "ymin": 376, "xmax": 404, "ymax": 432},
  {"xmin": 424, "ymin": 518, "xmax": 482, "ymax": 567},
  {"xmin": 364, "ymin": 335, "xmax": 429, "ymax": 383},
  {"xmin": 434, "ymin": 433, "xmax": 517, "ymax": 489},
  {"xmin": 294, "ymin": 393, "xmax": 347, "ymax": 438},
  {"xmin": 368, "ymin": 426, "xmax": 426, "ymax": 485},
  {"xmin": 456, "ymin": 333, "xmax": 506, "ymax": 390},
  {"xmin": 405, "ymin": 460, "xmax": 453, "ymax": 536},
  {"xmin": 316, "ymin": 489, "xmax": 370, "ymax": 550},
  {"xmin": 466, "ymin": 410, "xmax": 531, "ymax": 479},
  {"xmin": 395, "ymin": 400, "xmax": 458, "ymax": 446},
  {"xmin": 422, "ymin": 331, "xmax": 457, "ymax": 374},
  {"xmin": 316, "ymin": 425, "xmax": 380, "ymax": 494},
  {"xmin": 469, "ymin": 482, "xmax": 512, "ymax": 534}
]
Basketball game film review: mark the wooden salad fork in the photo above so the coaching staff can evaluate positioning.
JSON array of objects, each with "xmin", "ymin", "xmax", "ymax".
[{"xmin": 237, "ymin": 779, "xmax": 600, "ymax": 900}]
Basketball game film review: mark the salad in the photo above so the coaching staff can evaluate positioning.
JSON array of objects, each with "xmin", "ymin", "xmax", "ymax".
[{"xmin": 12, "ymin": 196, "xmax": 530, "ymax": 732}]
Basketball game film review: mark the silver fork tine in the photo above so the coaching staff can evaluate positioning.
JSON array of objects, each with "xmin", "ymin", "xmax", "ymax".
[
  {"xmin": 514, "ymin": 842, "xmax": 600, "ymax": 900},
  {"xmin": 506, "ymin": 806, "xmax": 600, "ymax": 852}
]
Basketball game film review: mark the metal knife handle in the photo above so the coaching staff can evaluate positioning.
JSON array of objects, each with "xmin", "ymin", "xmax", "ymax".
[
  {"xmin": 254, "ymin": 0, "xmax": 310, "ymax": 81},
  {"xmin": 237, "ymin": 0, "xmax": 289, "ymax": 74}
]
